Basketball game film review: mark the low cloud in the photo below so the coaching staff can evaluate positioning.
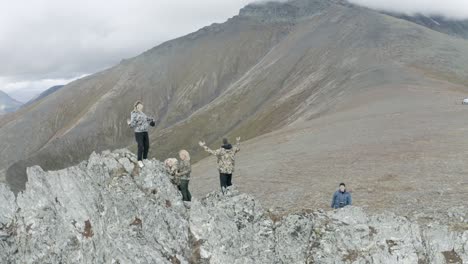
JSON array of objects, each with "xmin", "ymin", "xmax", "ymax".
[
  {"xmin": 348, "ymin": 0, "xmax": 468, "ymax": 19},
  {"xmin": 0, "ymin": 75, "xmax": 87, "ymax": 102}
]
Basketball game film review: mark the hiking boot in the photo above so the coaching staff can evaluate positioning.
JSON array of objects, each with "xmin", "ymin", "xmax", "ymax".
[{"xmin": 138, "ymin": 161, "xmax": 144, "ymax": 168}]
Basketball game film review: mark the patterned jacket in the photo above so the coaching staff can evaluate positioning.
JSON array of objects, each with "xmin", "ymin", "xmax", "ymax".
[
  {"xmin": 164, "ymin": 159, "xmax": 179, "ymax": 185},
  {"xmin": 129, "ymin": 110, "xmax": 153, "ymax": 133},
  {"xmin": 202, "ymin": 142, "xmax": 240, "ymax": 174},
  {"xmin": 177, "ymin": 160, "xmax": 191, "ymax": 181}
]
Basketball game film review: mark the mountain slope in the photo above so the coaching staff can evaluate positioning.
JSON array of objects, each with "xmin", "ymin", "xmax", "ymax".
[
  {"xmin": 192, "ymin": 79, "xmax": 468, "ymax": 215},
  {"xmin": 0, "ymin": 15, "xmax": 292, "ymax": 190},
  {"xmin": 2, "ymin": 0, "xmax": 468, "ymax": 196},
  {"xmin": 0, "ymin": 90, "xmax": 22, "ymax": 114}
]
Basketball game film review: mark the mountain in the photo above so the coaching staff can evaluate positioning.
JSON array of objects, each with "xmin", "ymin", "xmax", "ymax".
[
  {"xmin": 0, "ymin": 149, "xmax": 466, "ymax": 263},
  {"xmin": 2, "ymin": 0, "xmax": 468, "ymax": 211},
  {"xmin": 23, "ymin": 85, "xmax": 65, "ymax": 107},
  {"xmin": 0, "ymin": 90, "xmax": 22, "ymax": 114}
]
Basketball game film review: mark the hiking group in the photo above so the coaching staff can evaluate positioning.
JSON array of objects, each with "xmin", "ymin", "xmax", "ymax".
[
  {"xmin": 127, "ymin": 100, "xmax": 352, "ymax": 208},
  {"xmin": 126, "ymin": 101, "xmax": 241, "ymax": 202}
]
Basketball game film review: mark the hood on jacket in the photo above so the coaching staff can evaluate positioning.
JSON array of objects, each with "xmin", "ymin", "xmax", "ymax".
[{"xmin": 222, "ymin": 144, "xmax": 233, "ymax": 150}]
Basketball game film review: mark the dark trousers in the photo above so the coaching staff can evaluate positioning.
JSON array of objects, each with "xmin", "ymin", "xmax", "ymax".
[
  {"xmin": 219, "ymin": 173, "xmax": 232, "ymax": 191},
  {"xmin": 135, "ymin": 132, "xmax": 149, "ymax": 161},
  {"xmin": 178, "ymin": 180, "xmax": 192, "ymax": 201}
]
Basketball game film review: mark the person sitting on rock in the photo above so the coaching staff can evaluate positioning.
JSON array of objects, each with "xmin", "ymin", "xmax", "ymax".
[
  {"xmin": 164, "ymin": 158, "xmax": 179, "ymax": 185},
  {"xmin": 199, "ymin": 137, "xmax": 240, "ymax": 193},
  {"xmin": 331, "ymin": 183, "xmax": 352, "ymax": 209},
  {"xmin": 127, "ymin": 101, "xmax": 156, "ymax": 168},
  {"xmin": 175, "ymin": 150, "xmax": 192, "ymax": 202}
]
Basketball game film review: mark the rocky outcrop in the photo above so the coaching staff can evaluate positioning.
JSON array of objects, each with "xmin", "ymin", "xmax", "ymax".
[
  {"xmin": 190, "ymin": 191, "xmax": 467, "ymax": 264},
  {"xmin": 0, "ymin": 149, "xmax": 466, "ymax": 263},
  {"xmin": 238, "ymin": 0, "xmax": 335, "ymax": 21},
  {"xmin": 1, "ymin": 149, "xmax": 189, "ymax": 264}
]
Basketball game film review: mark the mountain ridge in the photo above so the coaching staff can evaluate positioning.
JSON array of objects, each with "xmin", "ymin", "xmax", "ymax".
[{"xmin": 22, "ymin": 85, "xmax": 65, "ymax": 108}]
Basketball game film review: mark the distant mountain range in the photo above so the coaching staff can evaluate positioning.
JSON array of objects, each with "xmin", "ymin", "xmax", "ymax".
[
  {"xmin": 2, "ymin": 0, "xmax": 468, "ymax": 197},
  {"xmin": 0, "ymin": 90, "xmax": 22, "ymax": 115},
  {"xmin": 22, "ymin": 85, "xmax": 65, "ymax": 108}
]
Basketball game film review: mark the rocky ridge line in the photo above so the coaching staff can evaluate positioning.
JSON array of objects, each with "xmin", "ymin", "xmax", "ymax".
[{"xmin": 0, "ymin": 149, "xmax": 466, "ymax": 263}]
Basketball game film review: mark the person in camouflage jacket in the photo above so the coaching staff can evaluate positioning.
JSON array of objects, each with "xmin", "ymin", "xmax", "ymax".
[
  {"xmin": 175, "ymin": 150, "xmax": 192, "ymax": 202},
  {"xmin": 164, "ymin": 158, "xmax": 179, "ymax": 185},
  {"xmin": 199, "ymin": 137, "xmax": 240, "ymax": 193}
]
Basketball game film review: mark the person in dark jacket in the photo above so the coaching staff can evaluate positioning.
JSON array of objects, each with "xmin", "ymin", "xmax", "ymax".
[
  {"xmin": 127, "ymin": 101, "xmax": 155, "ymax": 168},
  {"xmin": 331, "ymin": 183, "xmax": 352, "ymax": 209}
]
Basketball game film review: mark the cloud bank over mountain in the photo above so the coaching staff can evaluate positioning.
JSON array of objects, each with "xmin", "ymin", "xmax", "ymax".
[{"xmin": 348, "ymin": 0, "xmax": 468, "ymax": 19}]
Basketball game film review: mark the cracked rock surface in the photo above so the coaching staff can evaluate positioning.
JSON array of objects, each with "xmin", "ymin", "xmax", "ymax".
[{"xmin": 0, "ymin": 149, "xmax": 466, "ymax": 263}]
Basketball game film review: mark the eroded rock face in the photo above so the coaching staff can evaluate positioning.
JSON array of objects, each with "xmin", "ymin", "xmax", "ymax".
[
  {"xmin": 0, "ymin": 149, "xmax": 466, "ymax": 264},
  {"xmin": 1, "ymin": 149, "xmax": 189, "ymax": 264},
  {"xmin": 190, "ymin": 190, "xmax": 467, "ymax": 264}
]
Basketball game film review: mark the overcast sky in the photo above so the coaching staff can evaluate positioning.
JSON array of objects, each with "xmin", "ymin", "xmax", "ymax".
[
  {"xmin": 1, "ymin": 0, "xmax": 467, "ymax": 102},
  {"xmin": 0, "ymin": 0, "xmax": 253, "ymax": 102}
]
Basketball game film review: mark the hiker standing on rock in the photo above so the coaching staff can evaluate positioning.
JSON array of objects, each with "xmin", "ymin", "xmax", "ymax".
[
  {"xmin": 199, "ymin": 137, "xmax": 241, "ymax": 193},
  {"xmin": 331, "ymin": 183, "xmax": 352, "ymax": 209},
  {"xmin": 127, "ymin": 101, "xmax": 155, "ymax": 168},
  {"xmin": 175, "ymin": 150, "xmax": 192, "ymax": 202}
]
